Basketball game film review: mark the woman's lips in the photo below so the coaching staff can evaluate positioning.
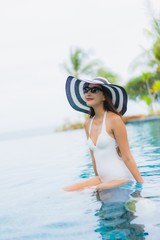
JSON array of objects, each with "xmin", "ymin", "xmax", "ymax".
[{"xmin": 86, "ymin": 98, "xmax": 94, "ymax": 101}]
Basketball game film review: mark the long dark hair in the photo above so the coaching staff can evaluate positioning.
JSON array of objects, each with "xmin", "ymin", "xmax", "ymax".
[{"xmin": 89, "ymin": 86, "xmax": 121, "ymax": 118}]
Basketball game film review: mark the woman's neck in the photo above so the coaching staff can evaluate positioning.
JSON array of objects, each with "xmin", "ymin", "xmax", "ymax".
[{"xmin": 93, "ymin": 108, "xmax": 105, "ymax": 119}]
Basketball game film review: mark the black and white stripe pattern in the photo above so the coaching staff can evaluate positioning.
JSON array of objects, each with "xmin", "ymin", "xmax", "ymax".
[{"xmin": 65, "ymin": 76, "xmax": 127, "ymax": 115}]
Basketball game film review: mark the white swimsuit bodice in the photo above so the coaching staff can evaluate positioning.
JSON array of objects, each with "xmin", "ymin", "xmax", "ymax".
[{"xmin": 87, "ymin": 112, "xmax": 133, "ymax": 183}]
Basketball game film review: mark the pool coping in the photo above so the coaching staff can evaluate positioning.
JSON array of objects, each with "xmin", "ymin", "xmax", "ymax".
[{"xmin": 124, "ymin": 115, "xmax": 160, "ymax": 124}]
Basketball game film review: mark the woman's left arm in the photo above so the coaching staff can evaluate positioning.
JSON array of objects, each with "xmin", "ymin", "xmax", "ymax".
[{"xmin": 112, "ymin": 115, "xmax": 144, "ymax": 184}]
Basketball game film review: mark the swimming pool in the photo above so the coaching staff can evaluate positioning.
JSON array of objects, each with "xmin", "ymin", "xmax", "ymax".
[{"xmin": 0, "ymin": 120, "xmax": 159, "ymax": 239}]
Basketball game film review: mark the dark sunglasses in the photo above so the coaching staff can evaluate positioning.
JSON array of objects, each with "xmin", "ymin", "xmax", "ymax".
[{"xmin": 83, "ymin": 86, "xmax": 103, "ymax": 94}]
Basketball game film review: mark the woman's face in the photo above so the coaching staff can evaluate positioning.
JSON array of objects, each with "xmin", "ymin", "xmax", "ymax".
[{"xmin": 83, "ymin": 84, "xmax": 105, "ymax": 107}]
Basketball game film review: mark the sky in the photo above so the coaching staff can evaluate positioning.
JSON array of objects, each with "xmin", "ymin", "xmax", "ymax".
[{"xmin": 0, "ymin": 0, "xmax": 159, "ymax": 132}]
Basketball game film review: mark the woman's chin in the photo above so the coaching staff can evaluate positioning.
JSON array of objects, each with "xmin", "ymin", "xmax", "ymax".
[
  {"xmin": 85, "ymin": 100, "xmax": 94, "ymax": 107},
  {"xmin": 86, "ymin": 102, "xmax": 93, "ymax": 107}
]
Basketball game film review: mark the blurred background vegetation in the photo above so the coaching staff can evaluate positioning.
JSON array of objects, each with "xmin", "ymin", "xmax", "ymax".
[{"xmin": 58, "ymin": 6, "xmax": 160, "ymax": 131}]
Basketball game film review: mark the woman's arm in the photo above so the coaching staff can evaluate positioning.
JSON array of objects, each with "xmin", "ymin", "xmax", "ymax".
[
  {"xmin": 84, "ymin": 119, "xmax": 98, "ymax": 176},
  {"xmin": 89, "ymin": 150, "xmax": 98, "ymax": 176},
  {"xmin": 96, "ymin": 179, "xmax": 130, "ymax": 190},
  {"xmin": 111, "ymin": 114, "xmax": 144, "ymax": 184}
]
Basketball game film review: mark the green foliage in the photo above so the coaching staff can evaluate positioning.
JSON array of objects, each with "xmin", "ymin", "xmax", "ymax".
[
  {"xmin": 152, "ymin": 80, "xmax": 160, "ymax": 92},
  {"xmin": 153, "ymin": 38, "xmax": 160, "ymax": 61},
  {"xmin": 125, "ymin": 72, "xmax": 160, "ymax": 99},
  {"xmin": 130, "ymin": 11, "xmax": 160, "ymax": 73},
  {"xmin": 62, "ymin": 47, "xmax": 101, "ymax": 78},
  {"xmin": 125, "ymin": 71, "xmax": 160, "ymax": 112},
  {"xmin": 141, "ymin": 95, "xmax": 152, "ymax": 106},
  {"xmin": 125, "ymin": 76, "xmax": 147, "ymax": 99},
  {"xmin": 142, "ymin": 72, "xmax": 151, "ymax": 82},
  {"xmin": 62, "ymin": 47, "xmax": 119, "ymax": 81},
  {"xmin": 152, "ymin": 17, "xmax": 160, "ymax": 38},
  {"xmin": 96, "ymin": 67, "xmax": 119, "ymax": 83}
]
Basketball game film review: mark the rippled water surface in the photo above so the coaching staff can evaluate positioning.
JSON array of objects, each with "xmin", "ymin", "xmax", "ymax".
[{"xmin": 0, "ymin": 120, "xmax": 160, "ymax": 240}]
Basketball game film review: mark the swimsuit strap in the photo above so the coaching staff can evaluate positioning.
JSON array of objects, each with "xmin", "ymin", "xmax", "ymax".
[
  {"xmin": 102, "ymin": 111, "xmax": 107, "ymax": 131},
  {"xmin": 88, "ymin": 116, "xmax": 95, "ymax": 135}
]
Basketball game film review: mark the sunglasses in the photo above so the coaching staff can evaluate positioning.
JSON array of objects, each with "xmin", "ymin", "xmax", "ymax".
[{"xmin": 83, "ymin": 86, "xmax": 103, "ymax": 94}]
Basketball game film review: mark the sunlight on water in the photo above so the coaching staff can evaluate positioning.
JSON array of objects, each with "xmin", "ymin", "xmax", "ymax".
[{"xmin": 0, "ymin": 120, "xmax": 159, "ymax": 240}]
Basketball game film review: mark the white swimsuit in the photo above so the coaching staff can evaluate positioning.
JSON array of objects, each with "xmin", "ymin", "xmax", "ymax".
[{"xmin": 88, "ymin": 112, "xmax": 133, "ymax": 183}]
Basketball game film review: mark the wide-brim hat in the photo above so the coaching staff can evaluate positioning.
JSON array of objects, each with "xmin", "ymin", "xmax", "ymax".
[{"xmin": 65, "ymin": 75, "xmax": 128, "ymax": 115}]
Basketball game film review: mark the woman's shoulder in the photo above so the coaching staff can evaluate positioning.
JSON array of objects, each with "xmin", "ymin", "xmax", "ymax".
[
  {"xmin": 107, "ymin": 111, "xmax": 123, "ymax": 126},
  {"xmin": 107, "ymin": 111, "xmax": 121, "ymax": 120}
]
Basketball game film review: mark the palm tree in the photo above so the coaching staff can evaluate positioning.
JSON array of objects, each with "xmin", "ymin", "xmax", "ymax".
[
  {"xmin": 96, "ymin": 67, "xmax": 119, "ymax": 84},
  {"xmin": 141, "ymin": 72, "xmax": 154, "ymax": 112},
  {"xmin": 62, "ymin": 47, "xmax": 101, "ymax": 78},
  {"xmin": 126, "ymin": 6, "xmax": 160, "ymax": 113},
  {"xmin": 130, "ymin": 13, "xmax": 160, "ymax": 73},
  {"xmin": 125, "ymin": 71, "xmax": 160, "ymax": 113},
  {"xmin": 153, "ymin": 38, "xmax": 160, "ymax": 72},
  {"xmin": 62, "ymin": 47, "xmax": 119, "ymax": 83}
]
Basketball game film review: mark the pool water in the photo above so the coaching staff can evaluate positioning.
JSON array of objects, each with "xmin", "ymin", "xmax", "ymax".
[{"xmin": 0, "ymin": 120, "xmax": 160, "ymax": 240}]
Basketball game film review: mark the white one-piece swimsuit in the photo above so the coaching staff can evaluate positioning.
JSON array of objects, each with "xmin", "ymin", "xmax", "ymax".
[{"xmin": 88, "ymin": 112, "xmax": 133, "ymax": 183}]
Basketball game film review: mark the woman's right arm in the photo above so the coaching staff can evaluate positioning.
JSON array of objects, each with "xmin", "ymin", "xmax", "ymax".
[
  {"xmin": 89, "ymin": 150, "xmax": 98, "ymax": 176},
  {"xmin": 84, "ymin": 119, "xmax": 98, "ymax": 176}
]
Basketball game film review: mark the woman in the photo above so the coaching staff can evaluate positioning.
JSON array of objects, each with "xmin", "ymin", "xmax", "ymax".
[{"xmin": 64, "ymin": 76, "xmax": 144, "ymax": 191}]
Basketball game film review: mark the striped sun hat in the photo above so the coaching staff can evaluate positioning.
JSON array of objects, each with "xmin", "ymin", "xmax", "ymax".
[{"xmin": 65, "ymin": 75, "xmax": 128, "ymax": 115}]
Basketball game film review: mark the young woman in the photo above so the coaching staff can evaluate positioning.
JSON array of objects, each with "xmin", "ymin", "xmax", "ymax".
[{"xmin": 64, "ymin": 76, "xmax": 144, "ymax": 191}]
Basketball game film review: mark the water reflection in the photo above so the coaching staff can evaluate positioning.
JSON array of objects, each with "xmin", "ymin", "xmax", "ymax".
[{"xmin": 94, "ymin": 185, "xmax": 147, "ymax": 239}]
